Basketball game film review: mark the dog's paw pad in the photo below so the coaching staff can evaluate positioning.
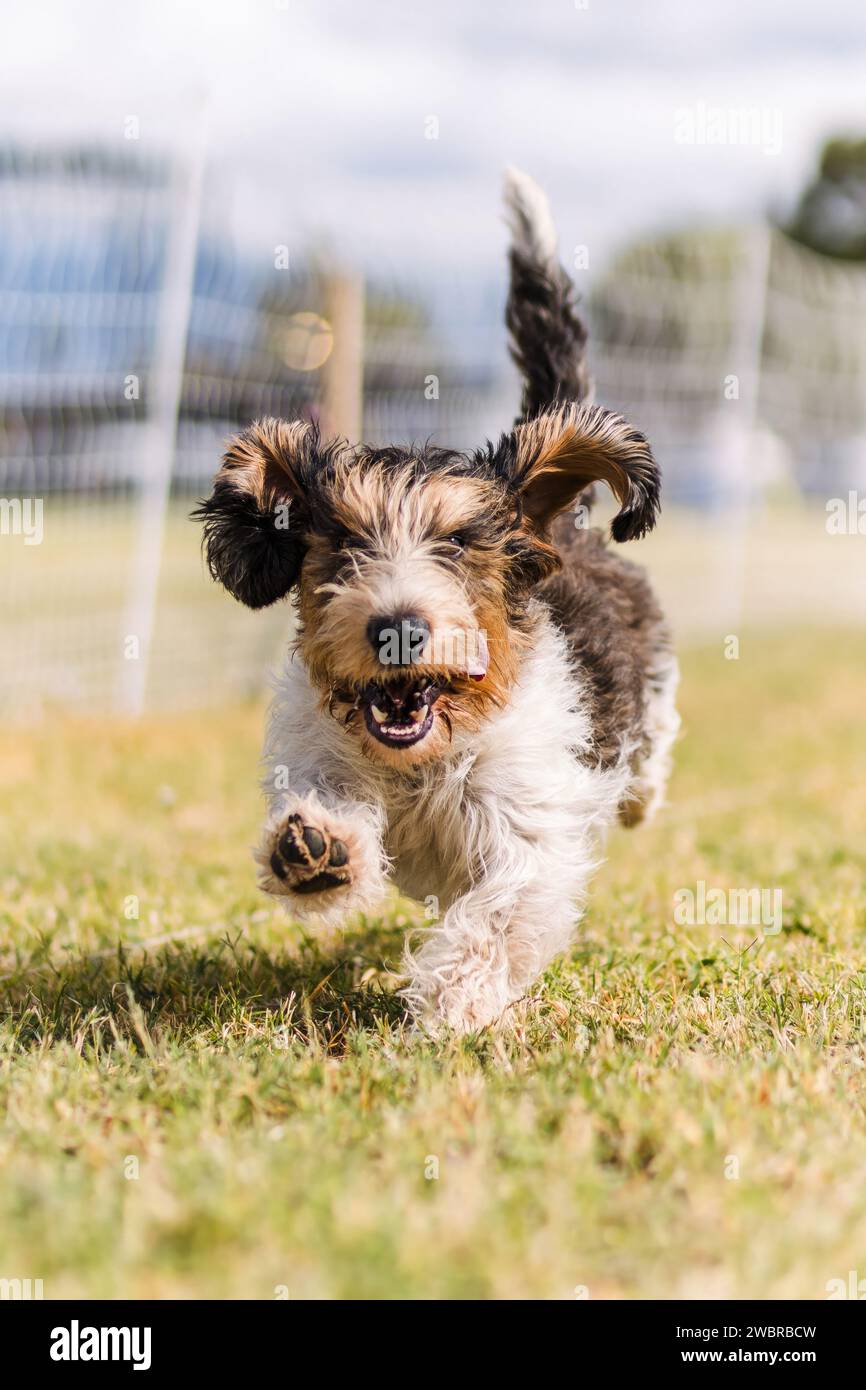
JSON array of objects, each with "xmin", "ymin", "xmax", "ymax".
[
  {"xmin": 268, "ymin": 817, "xmax": 352, "ymax": 895},
  {"xmin": 269, "ymin": 850, "xmax": 288, "ymax": 881},
  {"xmin": 278, "ymin": 814, "xmax": 328, "ymax": 867},
  {"xmin": 292, "ymin": 870, "xmax": 349, "ymax": 894},
  {"xmin": 327, "ymin": 838, "xmax": 349, "ymax": 868}
]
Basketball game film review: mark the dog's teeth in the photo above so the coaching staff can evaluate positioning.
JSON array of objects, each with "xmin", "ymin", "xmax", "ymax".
[{"xmin": 371, "ymin": 705, "xmax": 388, "ymax": 723}]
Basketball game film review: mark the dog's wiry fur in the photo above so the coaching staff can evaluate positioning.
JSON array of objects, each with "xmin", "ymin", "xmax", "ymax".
[{"xmin": 194, "ymin": 169, "xmax": 679, "ymax": 1033}]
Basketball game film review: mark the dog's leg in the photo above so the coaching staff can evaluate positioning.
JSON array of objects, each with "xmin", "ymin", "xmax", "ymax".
[
  {"xmin": 403, "ymin": 764, "xmax": 625, "ymax": 1034},
  {"xmin": 256, "ymin": 790, "xmax": 388, "ymax": 924},
  {"xmin": 404, "ymin": 856, "xmax": 587, "ymax": 1034},
  {"xmin": 401, "ymin": 619, "xmax": 633, "ymax": 1035},
  {"xmin": 619, "ymin": 645, "xmax": 681, "ymax": 827}
]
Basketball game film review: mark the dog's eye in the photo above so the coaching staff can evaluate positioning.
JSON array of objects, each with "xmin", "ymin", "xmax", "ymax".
[{"xmin": 441, "ymin": 532, "xmax": 466, "ymax": 554}]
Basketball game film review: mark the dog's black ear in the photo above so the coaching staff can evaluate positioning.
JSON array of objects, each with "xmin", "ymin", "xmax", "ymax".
[
  {"xmin": 193, "ymin": 418, "xmax": 317, "ymax": 609},
  {"xmin": 493, "ymin": 402, "xmax": 660, "ymax": 541}
]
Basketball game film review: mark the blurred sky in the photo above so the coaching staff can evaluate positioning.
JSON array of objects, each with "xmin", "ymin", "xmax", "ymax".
[{"xmin": 3, "ymin": 0, "xmax": 866, "ymax": 277}]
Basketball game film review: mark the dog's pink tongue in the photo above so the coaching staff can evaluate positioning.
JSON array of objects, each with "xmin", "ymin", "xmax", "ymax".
[{"xmin": 466, "ymin": 631, "xmax": 489, "ymax": 681}]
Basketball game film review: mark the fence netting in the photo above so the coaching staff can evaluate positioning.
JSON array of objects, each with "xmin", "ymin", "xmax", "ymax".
[{"xmin": 2, "ymin": 146, "xmax": 864, "ymax": 718}]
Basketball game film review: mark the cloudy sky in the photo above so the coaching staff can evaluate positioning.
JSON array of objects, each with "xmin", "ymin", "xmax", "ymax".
[{"xmin": 3, "ymin": 0, "xmax": 866, "ymax": 277}]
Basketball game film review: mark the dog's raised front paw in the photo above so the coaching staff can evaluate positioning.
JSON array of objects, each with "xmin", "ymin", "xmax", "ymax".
[
  {"xmin": 256, "ymin": 796, "xmax": 387, "ymax": 921},
  {"xmin": 268, "ymin": 813, "xmax": 352, "ymax": 894}
]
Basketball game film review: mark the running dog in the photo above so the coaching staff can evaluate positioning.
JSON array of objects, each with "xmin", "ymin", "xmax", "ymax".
[{"xmin": 195, "ymin": 169, "xmax": 679, "ymax": 1033}]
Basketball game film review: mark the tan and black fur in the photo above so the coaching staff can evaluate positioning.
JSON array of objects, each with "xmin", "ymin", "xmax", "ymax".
[{"xmin": 193, "ymin": 169, "xmax": 679, "ymax": 1033}]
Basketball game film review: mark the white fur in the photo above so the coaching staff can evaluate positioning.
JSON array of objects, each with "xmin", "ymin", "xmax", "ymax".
[
  {"xmin": 261, "ymin": 603, "xmax": 646, "ymax": 1033},
  {"xmin": 503, "ymin": 166, "xmax": 559, "ymax": 267}
]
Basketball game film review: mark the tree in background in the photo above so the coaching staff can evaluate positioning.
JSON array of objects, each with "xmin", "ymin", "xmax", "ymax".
[{"xmin": 784, "ymin": 137, "xmax": 866, "ymax": 261}]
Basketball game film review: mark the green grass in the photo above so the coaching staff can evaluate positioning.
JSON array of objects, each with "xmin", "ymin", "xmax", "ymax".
[{"xmin": 1, "ymin": 629, "xmax": 866, "ymax": 1299}]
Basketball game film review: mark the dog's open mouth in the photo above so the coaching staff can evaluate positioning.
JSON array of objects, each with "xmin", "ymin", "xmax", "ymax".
[{"xmin": 358, "ymin": 676, "xmax": 444, "ymax": 748}]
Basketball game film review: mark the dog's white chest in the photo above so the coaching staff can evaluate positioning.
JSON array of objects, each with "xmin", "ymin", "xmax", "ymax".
[{"xmin": 380, "ymin": 762, "xmax": 477, "ymax": 907}]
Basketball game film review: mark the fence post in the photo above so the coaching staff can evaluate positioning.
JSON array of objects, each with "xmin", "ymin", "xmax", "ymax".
[
  {"xmin": 320, "ymin": 270, "xmax": 365, "ymax": 441},
  {"xmin": 118, "ymin": 119, "xmax": 206, "ymax": 716},
  {"xmin": 718, "ymin": 221, "xmax": 772, "ymax": 634}
]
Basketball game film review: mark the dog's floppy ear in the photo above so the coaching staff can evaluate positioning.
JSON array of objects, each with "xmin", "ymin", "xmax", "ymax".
[
  {"xmin": 496, "ymin": 402, "xmax": 660, "ymax": 541},
  {"xmin": 193, "ymin": 418, "xmax": 317, "ymax": 609}
]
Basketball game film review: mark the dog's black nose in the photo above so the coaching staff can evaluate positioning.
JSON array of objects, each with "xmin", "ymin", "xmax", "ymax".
[{"xmin": 366, "ymin": 613, "xmax": 431, "ymax": 666}]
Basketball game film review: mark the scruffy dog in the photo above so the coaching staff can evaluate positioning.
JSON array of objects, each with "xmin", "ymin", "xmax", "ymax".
[{"xmin": 195, "ymin": 170, "xmax": 679, "ymax": 1034}]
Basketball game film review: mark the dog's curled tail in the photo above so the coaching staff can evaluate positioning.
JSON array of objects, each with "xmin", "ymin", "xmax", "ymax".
[{"xmin": 503, "ymin": 167, "xmax": 591, "ymax": 423}]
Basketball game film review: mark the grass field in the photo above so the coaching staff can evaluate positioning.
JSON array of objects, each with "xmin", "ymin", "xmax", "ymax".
[{"xmin": 1, "ymin": 628, "xmax": 866, "ymax": 1299}]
